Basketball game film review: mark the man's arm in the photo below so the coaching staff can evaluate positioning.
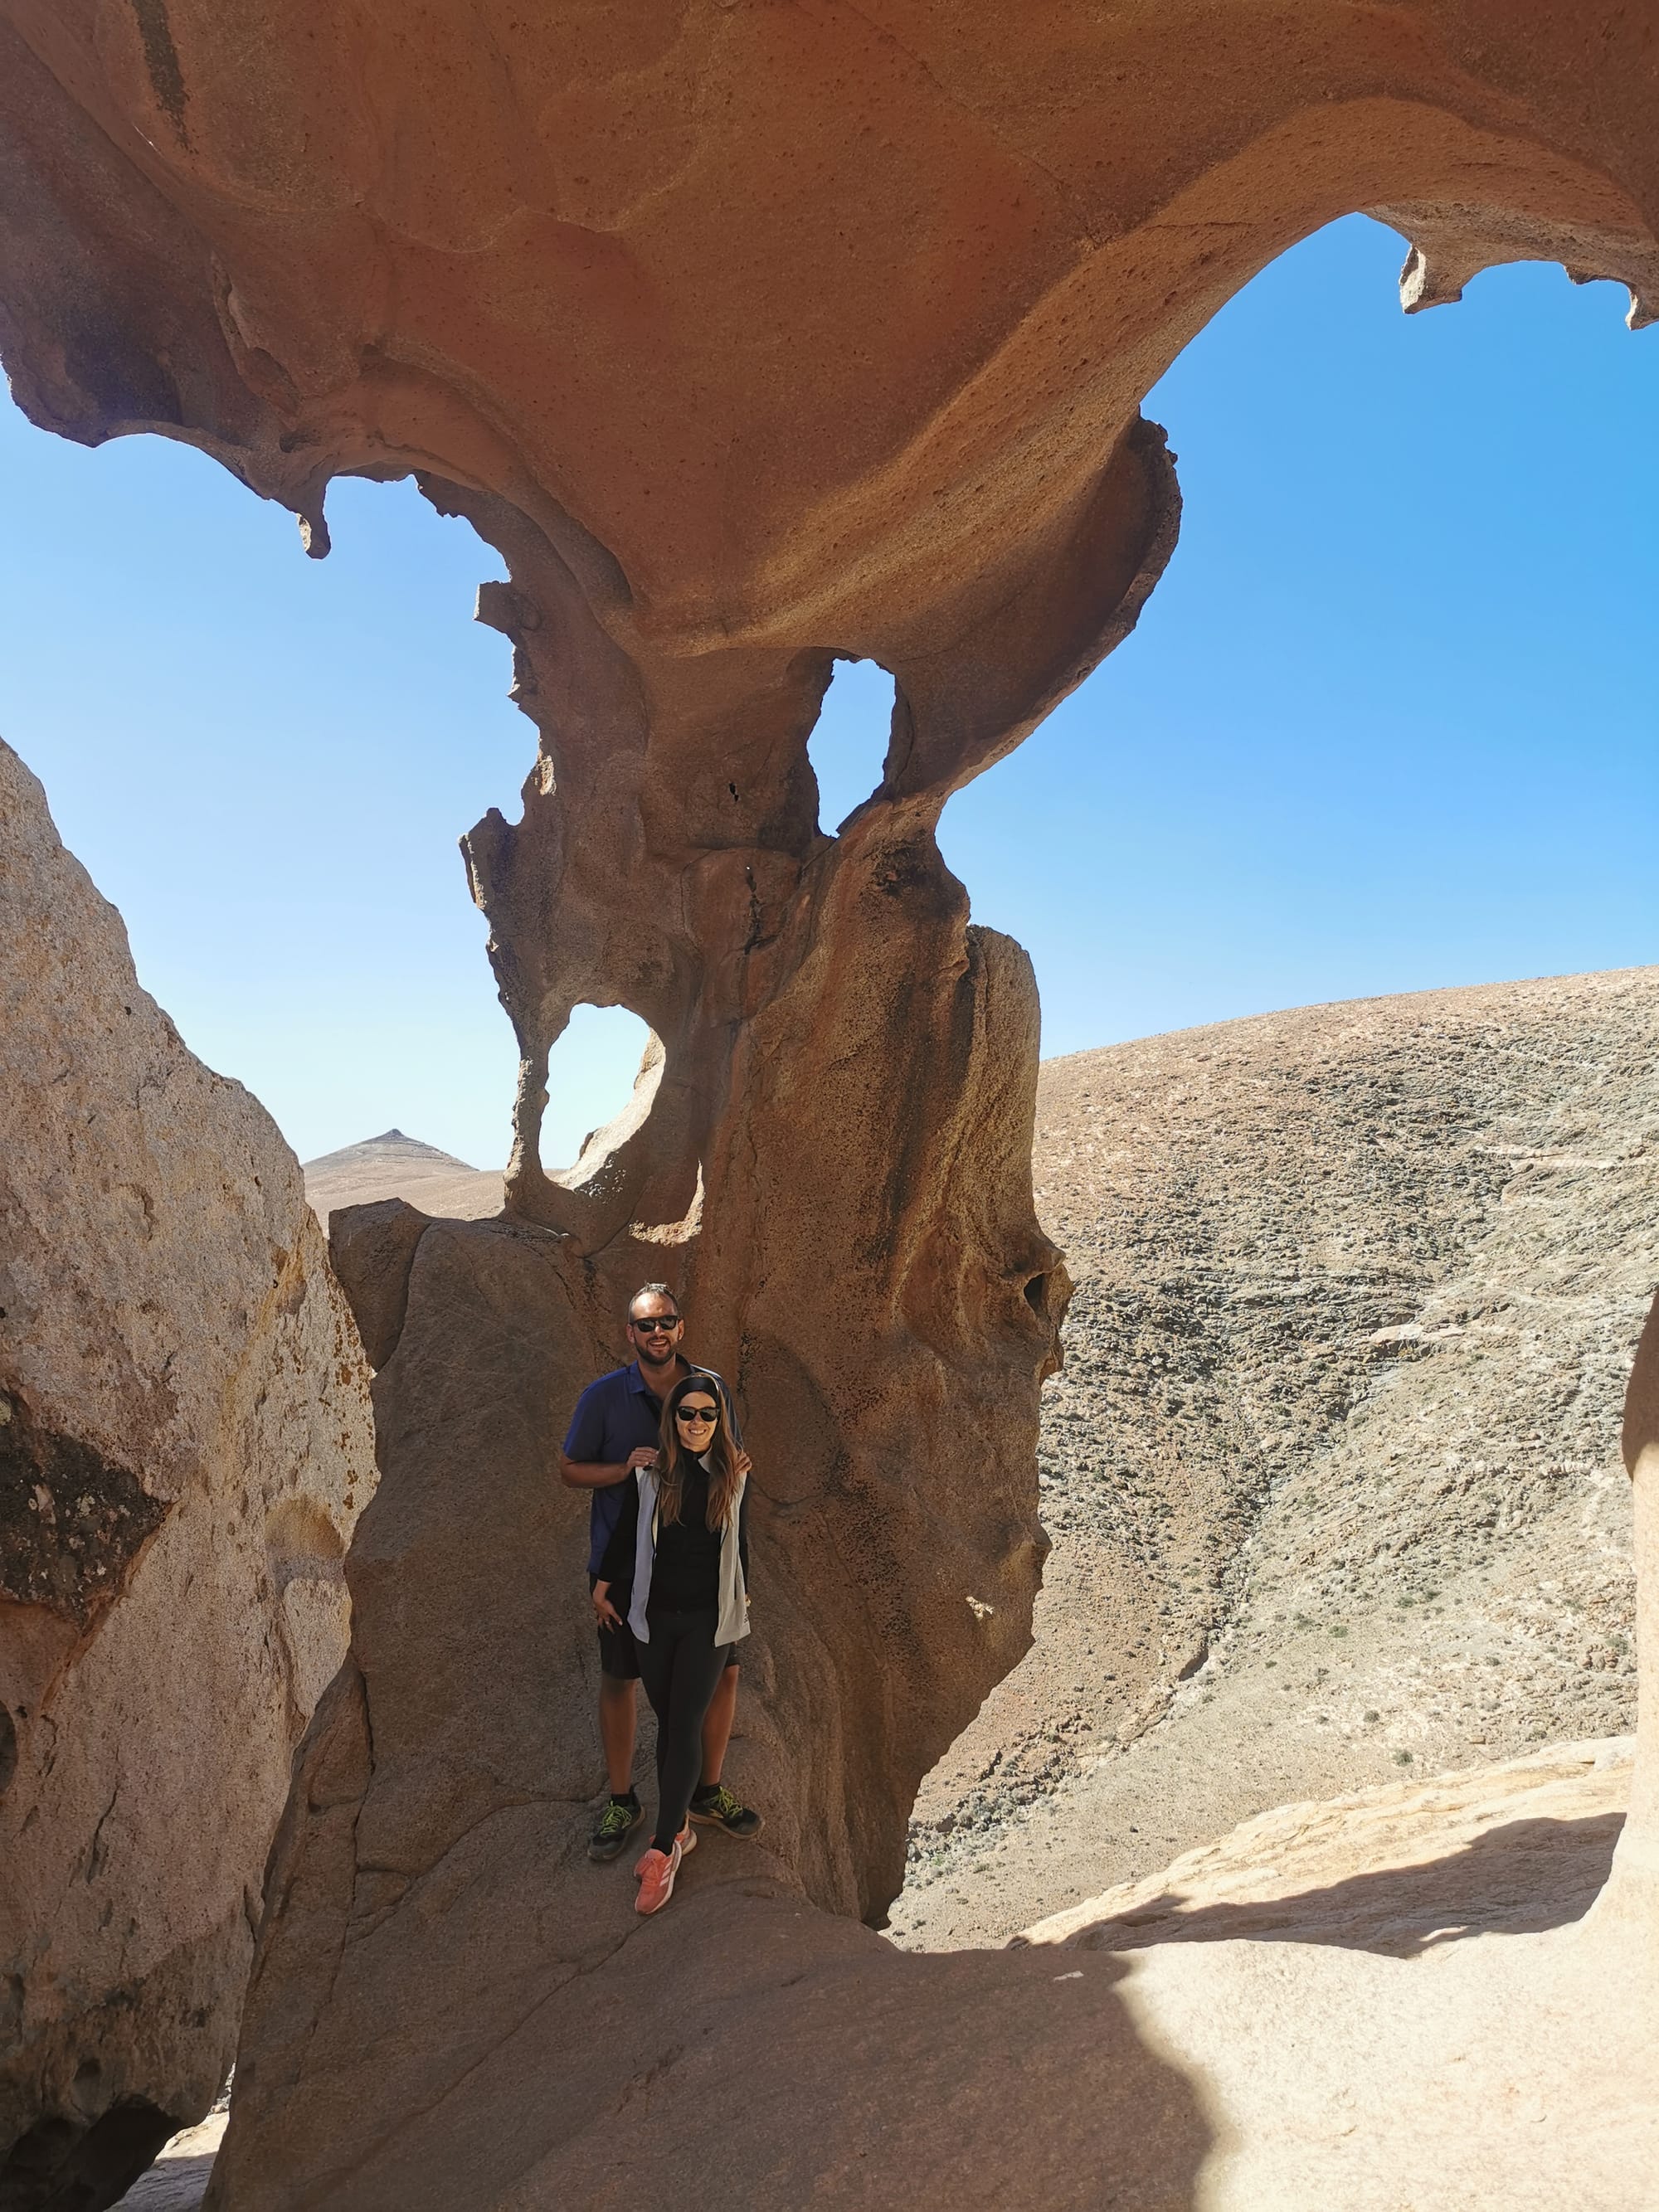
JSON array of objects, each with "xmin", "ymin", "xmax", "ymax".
[
  {"xmin": 560, "ymin": 1377, "xmax": 658, "ymax": 1489},
  {"xmin": 560, "ymin": 1451, "xmax": 645, "ymax": 1490}
]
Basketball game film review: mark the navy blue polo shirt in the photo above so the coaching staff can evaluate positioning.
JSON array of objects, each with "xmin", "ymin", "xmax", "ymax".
[{"xmin": 563, "ymin": 1360, "xmax": 740, "ymax": 1575}]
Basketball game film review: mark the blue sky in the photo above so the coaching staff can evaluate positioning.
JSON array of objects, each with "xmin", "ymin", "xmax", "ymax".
[{"xmin": 2, "ymin": 215, "xmax": 1654, "ymax": 1169}]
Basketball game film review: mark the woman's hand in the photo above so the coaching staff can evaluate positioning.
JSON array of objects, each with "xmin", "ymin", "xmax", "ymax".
[
  {"xmin": 625, "ymin": 1446, "xmax": 659, "ymax": 1473},
  {"xmin": 591, "ymin": 1580, "xmax": 623, "ymax": 1630},
  {"xmin": 735, "ymin": 1449, "xmax": 752, "ymax": 1478}
]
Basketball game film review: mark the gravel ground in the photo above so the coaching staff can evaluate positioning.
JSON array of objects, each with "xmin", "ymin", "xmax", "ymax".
[{"xmin": 889, "ymin": 968, "xmax": 1657, "ymax": 1949}]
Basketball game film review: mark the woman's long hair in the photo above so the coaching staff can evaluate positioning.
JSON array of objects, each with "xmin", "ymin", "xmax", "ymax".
[{"xmin": 657, "ymin": 1371, "xmax": 742, "ymax": 1530}]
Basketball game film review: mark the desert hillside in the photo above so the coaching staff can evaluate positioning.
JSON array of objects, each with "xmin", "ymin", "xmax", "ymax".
[
  {"xmin": 303, "ymin": 1128, "xmax": 502, "ymax": 1223},
  {"xmin": 890, "ymin": 966, "xmax": 1657, "ymax": 1947}
]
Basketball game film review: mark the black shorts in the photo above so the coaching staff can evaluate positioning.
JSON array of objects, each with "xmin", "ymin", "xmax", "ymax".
[
  {"xmin": 590, "ymin": 1573, "xmax": 640, "ymax": 1681},
  {"xmin": 588, "ymin": 1578, "xmax": 739, "ymax": 1682}
]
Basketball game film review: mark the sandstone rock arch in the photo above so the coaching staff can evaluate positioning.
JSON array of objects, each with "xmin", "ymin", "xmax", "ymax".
[{"xmin": 2, "ymin": 6, "xmax": 1657, "ymax": 2205}]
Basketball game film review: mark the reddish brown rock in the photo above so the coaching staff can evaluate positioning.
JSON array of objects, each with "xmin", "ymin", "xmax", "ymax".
[
  {"xmin": 0, "ymin": 742, "xmax": 376, "ymax": 2209},
  {"xmin": 2, "ymin": 6, "xmax": 1658, "ymax": 2206}
]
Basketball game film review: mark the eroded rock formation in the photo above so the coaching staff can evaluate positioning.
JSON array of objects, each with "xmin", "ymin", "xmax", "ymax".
[
  {"xmin": 2, "ymin": 5, "xmax": 1657, "ymax": 2206},
  {"xmin": 0, "ymin": 743, "xmax": 377, "ymax": 2208}
]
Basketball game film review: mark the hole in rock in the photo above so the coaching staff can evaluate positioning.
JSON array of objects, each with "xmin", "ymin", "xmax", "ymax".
[
  {"xmin": 542, "ymin": 1005, "xmax": 656, "ymax": 1174},
  {"xmin": 0, "ymin": 1708, "xmax": 16, "ymax": 1801},
  {"xmin": 895, "ymin": 213, "xmax": 1651, "ymax": 1963},
  {"xmin": 806, "ymin": 658, "xmax": 894, "ymax": 834}
]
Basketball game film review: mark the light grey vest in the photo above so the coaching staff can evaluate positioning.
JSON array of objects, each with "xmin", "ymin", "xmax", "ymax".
[{"xmin": 625, "ymin": 1463, "xmax": 750, "ymax": 1648}]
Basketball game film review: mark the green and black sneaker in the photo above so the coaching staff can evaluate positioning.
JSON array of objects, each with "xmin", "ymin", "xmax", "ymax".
[
  {"xmin": 688, "ymin": 1782, "xmax": 764, "ymax": 1840},
  {"xmin": 588, "ymin": 1792, "xmax": 644, "ymax": 1863}
]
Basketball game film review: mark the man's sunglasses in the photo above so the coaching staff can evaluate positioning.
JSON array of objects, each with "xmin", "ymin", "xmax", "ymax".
[
  {"xmin": 630, "ymin": 1315, "xmax": 681, "ymax": 1334},
  {"xmin": 674, "ymin": 1403, "xmax": 719, "ymax": 1424}
]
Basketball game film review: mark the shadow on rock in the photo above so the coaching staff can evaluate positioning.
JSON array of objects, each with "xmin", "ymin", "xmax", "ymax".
[
  {"xmin": 113, "ymin": 2151, "xmax": 218, "ymax": 2210},
  {"xmin": 218, "ymin": 1879, "xmax": 1213, "ymax": 2210},
  {"xmin": 1046, "ymin": 1811, "xmax": 1626, "ymax": 1961}
]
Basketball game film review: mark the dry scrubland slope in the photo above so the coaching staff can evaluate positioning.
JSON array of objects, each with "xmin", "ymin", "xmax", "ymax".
[
  {"xmin": 891, "ymin": 968, "xmax": 1657, "ymax": 1948},
  {"xmin": 303, "ymin": 1129, "xmax": 502, "ymax": 1223}
]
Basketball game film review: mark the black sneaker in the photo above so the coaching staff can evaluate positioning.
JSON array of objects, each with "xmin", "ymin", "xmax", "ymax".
[
  {"xmin": 688, "ymin": 1783, "xmax": 764, "ymax": 1840},
  {"xmin": 588, "ymin": 1795, "xmax": 644, "ymax": 1862}
]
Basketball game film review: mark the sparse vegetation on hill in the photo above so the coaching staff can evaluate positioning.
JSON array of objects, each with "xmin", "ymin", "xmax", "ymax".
[{"xmin": 892, "ymin": 968, "xmax": 1657, "ymax": 1947}]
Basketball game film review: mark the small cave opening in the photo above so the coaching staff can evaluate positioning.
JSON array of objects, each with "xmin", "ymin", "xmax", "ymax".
[
  {"xmin": 2, "ymin": 2098, "xmax": 178, "ymax": 2212},
  {"xmin": 542, "ymin": 1004, "xmax": 656, "ymax": 1174},
  {"xmin": 805, "ymin": 658, "xmax": 895, "ymax": 835}
]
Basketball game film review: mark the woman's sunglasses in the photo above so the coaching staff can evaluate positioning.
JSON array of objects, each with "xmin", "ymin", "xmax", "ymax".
[{"xmin": 674, "ymin": 1403, "xmax": 719, "ymax": 1424}]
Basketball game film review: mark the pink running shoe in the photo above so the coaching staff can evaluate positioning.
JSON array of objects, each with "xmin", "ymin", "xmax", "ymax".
[
  {"xmin": 635, "ymin": 1823, "xmax": 696, "ymax": 1879},
  {"xmin": 635, "ymin": 1835, "xmax": 683, "ymax": 1916}
]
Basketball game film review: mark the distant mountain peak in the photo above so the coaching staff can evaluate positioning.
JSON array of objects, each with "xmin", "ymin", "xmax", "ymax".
[{"xmin": 303, "ymin": 1129, "xmax": 477, "ymax": 1174}]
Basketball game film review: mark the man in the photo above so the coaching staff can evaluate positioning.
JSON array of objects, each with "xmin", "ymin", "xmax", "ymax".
[{"xmin": 561, "ymin": 1282, "xmax": 764, "ymax": 1860}]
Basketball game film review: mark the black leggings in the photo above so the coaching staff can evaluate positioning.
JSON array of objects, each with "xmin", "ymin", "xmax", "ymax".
[{"xmin": 636, "ymin": 1608, "xmax": 728, "ymax": 1853}]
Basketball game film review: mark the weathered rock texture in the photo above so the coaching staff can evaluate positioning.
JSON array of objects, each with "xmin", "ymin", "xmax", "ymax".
[
  {"xmin": 0, "ymin": 743, "xmax": 376, "ymax": 2210},
  {"xmin": 3, "ymin": 6, "xmax": 1659, "ymax": 2205},
  {"xmin": 898, "ymin": 970, "xmax": 1655, "ymax": 1945}
]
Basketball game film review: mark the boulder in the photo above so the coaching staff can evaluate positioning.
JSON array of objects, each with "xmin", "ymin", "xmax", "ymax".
[{"xmin": 0, "ymin": 742, "xmax": 376, "ymax": 2210}]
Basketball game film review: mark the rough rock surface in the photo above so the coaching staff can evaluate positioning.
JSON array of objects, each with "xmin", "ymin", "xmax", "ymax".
[
  {"xmin": 1018, "ymin": 1741, "xmax": 1659, "ymax": 2212},
  {"xmin": 5, "ymin": 7, "xmax": 1659, "ymax": 2205},
  {"xmin": 0, "ymin": 743, "xmax": 376, "ymax": 2210},
  {"xmin": 115, "ymin": 1738, "xmax": 1648, "ymax": 2212},
  {"xmin": 302, "ymin": 1131, "xmax": 502, "ymax": 1226},
  {"xmin": 896, "ymin": 970, "xmax": 1655, "ymax": 1946},
  {"xmin": 1019, "ymin": 1737, "xmax": 1633, "ymax": 1957}
]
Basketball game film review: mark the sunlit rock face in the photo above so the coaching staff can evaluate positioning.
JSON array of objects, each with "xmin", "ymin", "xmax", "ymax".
[
  {"xmin": 0, "ymin": 743, "xmax": 376, "ymax": 2210},
  {"xmin": 2, "ymin": 6, "xmax": 1657, "ymax": 2207}
]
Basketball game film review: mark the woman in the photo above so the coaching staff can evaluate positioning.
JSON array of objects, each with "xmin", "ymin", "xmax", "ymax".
[{"xmin": 592, "ymin": 1369, "xmax": 751, "ymax": 1916}]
